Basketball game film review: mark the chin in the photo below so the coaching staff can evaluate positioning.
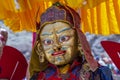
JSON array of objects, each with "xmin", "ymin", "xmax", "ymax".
[{"xmin": 54, "ymin": 60, "xmax": 71, "ymax": 66}]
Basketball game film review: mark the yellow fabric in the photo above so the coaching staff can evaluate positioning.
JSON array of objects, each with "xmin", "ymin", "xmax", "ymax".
[
  {"xmin": 83, "ymin": 0, "xmax": 108, "ymax": 8},
  {"xmin": 0, "ymin": 0, "xmax": 120, "ymax": 35},
  {"xmin": 29, "ymin": 48, "xmax": 48, "ymax": 77},
  {"xmin": 81, "ymin": 0, "xmax": 120, "ymax": 35},
  {"xmin": 0, "ymin": 0, "xmax": 17, "ymax": 19},
  {"xmin": 65, "ymin": 0, "xmax": 84, "ymax": 9},
  {"xmin": 59, "ymin": 64, "xmax": 70, "ymax": 74}
]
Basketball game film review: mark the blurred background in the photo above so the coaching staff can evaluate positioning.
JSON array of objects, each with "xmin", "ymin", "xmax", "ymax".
[
  {"xmin": 1, "ymin": 20, "xmax": 120, "ymax": 79},
  {"xmin": 0, "ymin": 0, "xmax": 120, "ymax": 79}
]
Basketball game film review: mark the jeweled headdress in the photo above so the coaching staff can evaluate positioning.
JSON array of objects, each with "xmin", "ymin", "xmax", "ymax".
[{"xmin": 37, "ymin": 2, "xmax": 81, "ymax": 30}]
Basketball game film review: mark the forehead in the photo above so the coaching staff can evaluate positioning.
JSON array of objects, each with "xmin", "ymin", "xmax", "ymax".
[{"xmin": 40, "ymin": 22, "xmax": 71, "ymax": 33}]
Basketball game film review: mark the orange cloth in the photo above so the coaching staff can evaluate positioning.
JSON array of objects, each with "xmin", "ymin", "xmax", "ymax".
[{"xmin": 0, "ymin": 0, "xmax": 120, "ymax": 35}]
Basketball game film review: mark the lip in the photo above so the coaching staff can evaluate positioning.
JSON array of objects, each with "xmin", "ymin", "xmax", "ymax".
[{"xmin": 52, "ymin": 50, "xmax": 66, "ymax": 56}]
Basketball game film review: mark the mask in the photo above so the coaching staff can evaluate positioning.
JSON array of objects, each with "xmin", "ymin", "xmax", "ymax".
[{"xmin": 40, "ymin": 22, "xmax": 78, "ymax": 65}]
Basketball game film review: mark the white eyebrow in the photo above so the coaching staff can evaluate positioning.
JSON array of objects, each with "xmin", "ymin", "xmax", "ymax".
[
  {"xmin": 41, "ymin": 32, "xmax": 52, "ymax": 36},
  {"xmin": 57, "ymin": 27, "xmax": 71, "ymax": 34}
]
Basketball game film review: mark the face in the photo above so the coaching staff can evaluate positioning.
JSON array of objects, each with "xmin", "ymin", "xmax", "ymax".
[
  {"xmin": 0, "ymin": 37, "xmax": 3, "ymax": 58},
  {"xmin": 40, "ymin": 22, "xmax": 78, "ymax": 65},
  {"xmin": 0, "ymin": 29, "xmax": 7, "ymax": 59}
]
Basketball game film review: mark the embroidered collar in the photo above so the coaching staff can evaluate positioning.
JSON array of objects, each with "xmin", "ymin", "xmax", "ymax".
[{"xmin": 46, "ymin": 59, "xmax": 81, "ymax": 73}]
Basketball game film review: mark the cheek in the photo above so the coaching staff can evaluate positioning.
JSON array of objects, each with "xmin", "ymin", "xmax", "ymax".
[
  {"xmin": 43, "ymin": 45, "xmax": 53, "ymax": 50},
  {"xmin": 44, "ymin": 49, "xmax": 54, "ymax": 55},
  {"xmin": 44, "ymin": 49, "xmax": 54, "ymax": 59},
  {"xmin": 44, "ymin": 50, "xmax": 55, "ymax": 62},
  {"xmin": 64, "ymin": 38, "xmax": 77, "ymax": 56},
  {"xmin": 66, "ymin": 46, "xmax": 75, "ymax": 55}
]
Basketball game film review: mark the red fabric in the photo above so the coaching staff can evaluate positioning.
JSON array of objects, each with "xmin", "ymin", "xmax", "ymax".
[
  {"xmin": 0, "ymin": 46, "xmax": 28, "ymax": 80},
  {"xmin": 32, "ymin": 32, "xmax": 36, "ymax": 47},
  {"xmin": 37, "ymin": 72, "xmax": 79, "ymax": 80},
  {"xmin": 37, "ymin": 60, "xmax": 81, "ymax": 80},
  {"xmin": 101, "ymin": 41, "xmax": 120, "ymax": 70}
]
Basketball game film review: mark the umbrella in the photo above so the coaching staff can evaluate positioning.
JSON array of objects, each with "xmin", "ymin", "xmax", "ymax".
[
  {"xmin": 0, "ymin": 46, "xmax": 28, "ymax": 80},
  {"xmin": 101, "ymin": 41, "xmax": 120, "ymax": 70},
  {"xmin": 0, "ymin": 0, "xmax": 120, "ymax": 35}
]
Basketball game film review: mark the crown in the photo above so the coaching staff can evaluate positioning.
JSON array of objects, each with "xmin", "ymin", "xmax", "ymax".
[{"xmin": 38, "ymin": 2, "xmax": 81, "ymax": 30}]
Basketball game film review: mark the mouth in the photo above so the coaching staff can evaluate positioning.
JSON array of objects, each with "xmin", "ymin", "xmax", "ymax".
[{"xmin": 52, "ymin": 50, "xmax": 66, "ymax": 56}]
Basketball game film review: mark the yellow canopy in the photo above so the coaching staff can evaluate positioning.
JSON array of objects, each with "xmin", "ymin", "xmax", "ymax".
[{"xmin": 0, "ymin": 0, "xmax": 120, "ymax": 35}]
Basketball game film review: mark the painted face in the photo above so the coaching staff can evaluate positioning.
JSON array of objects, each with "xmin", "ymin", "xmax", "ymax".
[{"xmin": 40, "ymin": 22, "xmax": 78, "ymax": 65}]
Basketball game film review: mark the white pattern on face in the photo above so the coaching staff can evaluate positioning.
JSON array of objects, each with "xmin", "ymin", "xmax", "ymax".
[{"xmin": 40, "ymin": 22, "xmax": 78, "ymax": 65}]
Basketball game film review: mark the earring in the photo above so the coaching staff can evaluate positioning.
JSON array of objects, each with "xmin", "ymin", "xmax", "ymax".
[
  {"xmin": 35, "ymin": 41, "xmax": 45, "ymax": 63},
  {"xmin": 39, "ymin": 53, "xmax": 45, "ymax": 63}
]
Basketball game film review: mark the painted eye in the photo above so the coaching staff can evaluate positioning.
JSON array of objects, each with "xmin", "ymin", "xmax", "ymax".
[
  {"xmin": 43, "ymin": 39, "xmax": 53, "ymax": 45},
  {"xmin": 59, "ymin": 36, "xmax": 70, "ymax": 42}
]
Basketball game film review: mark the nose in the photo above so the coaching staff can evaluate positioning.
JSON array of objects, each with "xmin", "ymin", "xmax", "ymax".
[
  {"xmin": 53, "ymin": 44, "xmax": 61, "ymax": 51},
  {"xmin": 52, "ymin": 30, "xmax": 61, "ymax": 51}
]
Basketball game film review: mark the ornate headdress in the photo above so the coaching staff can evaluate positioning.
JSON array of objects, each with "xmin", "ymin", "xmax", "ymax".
[
  {"xmin": 37, "ymin": 2, "xmax": 80, "ymax": 32},
  {"xmin": 30, "ymin": 2, "xmax": 98, "ymax": 77}
]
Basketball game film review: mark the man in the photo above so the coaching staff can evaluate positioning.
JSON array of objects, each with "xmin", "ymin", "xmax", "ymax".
[
  {"xmin": 0, "ymin": 28, "xmax": 28, "ymax": 80},
  {"xmin": 29, "ymin": 2, "xmax": 113, "ymax": 80}
]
